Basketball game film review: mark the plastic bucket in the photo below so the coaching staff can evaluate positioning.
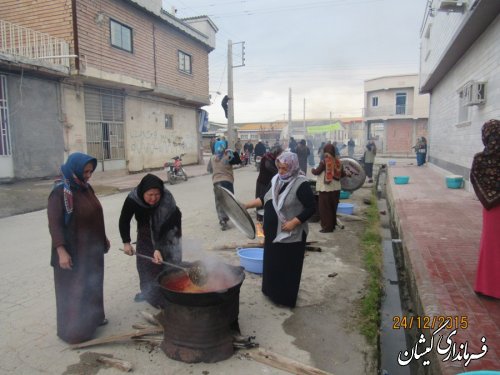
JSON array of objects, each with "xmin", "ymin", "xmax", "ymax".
[
  {"xmin": 339, "ymin": 190, "xmax": 351, "ymax": 199},
  {"xmin": 394, "ymin": 176, "xmax": 410, "ymax": 184},
  {"xmin": 337, "ymin": 203, "xmax": 354, "ymax": 215},
  {"xmin": 446, "ymin": 175, "xmax": 463, "ymax": 189},
  {"xmin": 237, "ymin": 248, "xmax": 263, "ymax": 274}
]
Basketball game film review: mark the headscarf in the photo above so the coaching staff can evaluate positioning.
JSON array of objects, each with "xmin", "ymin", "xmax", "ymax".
[
  {"xmin": 275, "ymin": 151, "xmax": 301, "ymax": 182},
  {"xmin": 56, "ymin": 152, "xmax": 97, "ymax": 224},
  {"xmin": 470, "ymin": 119, "xmax": 500, "ymax": 210},
  {"xmin": 131, "ymin": 173, "xmax": 165, "ymax": 207},
  {"xmin": 128, "ymin": 173, "xmax": 180, "ymax": 259},
  {"xmin": 270, "ymin": 152, "xmax": 306, "ymax": 242},
  {"xmin": 323, "ymin": 143, "xmax": 341, "ymax": 183}
]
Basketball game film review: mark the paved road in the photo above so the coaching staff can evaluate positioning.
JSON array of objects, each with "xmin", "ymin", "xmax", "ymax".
[{"xmin": 0, "ymin": 166, "xmax": 374, "ymax": 375}]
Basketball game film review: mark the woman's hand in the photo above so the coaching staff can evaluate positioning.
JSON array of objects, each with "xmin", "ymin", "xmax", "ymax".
[
  {"xmin": 57, "ymin": 246, "xmax": 73, "ymax": 270},
  {"xmin": 153, "ymin": 250, "xmax": 164, "ymax": 264},
  {"xmin": 105, "ymin": 238, "xmax": 111, "ymax": 251},
  {"xmin": 244, "ymin": 198, "xmax": 263, "ymax": 210},
  {"xmin": 282, "ymin": 217, "xmax": 301, "ymax": 232},
  {"xmin": 123, "ymin": 242, "xmax": 135, "ymax": 256}
]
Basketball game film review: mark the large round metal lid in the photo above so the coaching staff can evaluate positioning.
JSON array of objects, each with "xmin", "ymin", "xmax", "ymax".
[
  {"xmin": 214, "ymin": 185, "xmax": 256, "ymax": 239},
  {"xmin": 340, "ymin": 157, "xmax": 366, "ymax": 192}
]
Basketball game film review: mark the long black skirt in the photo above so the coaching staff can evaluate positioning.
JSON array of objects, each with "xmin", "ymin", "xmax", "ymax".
[
  {"xmin": 54, "ymin": 249, "xmax": 104, "ymax": 344},
  {"xmin": 137, "ymin": 225, "xmax": 164, "ymax": 308},
  {"xmin": 262, "ymin": 238, "xmax": 306, "ymax": 308}
]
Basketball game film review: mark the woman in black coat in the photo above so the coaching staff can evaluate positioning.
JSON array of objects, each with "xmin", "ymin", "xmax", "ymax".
[{"xmin": 119, "ymin": 174, "xmax": 182, "ymax": 308}]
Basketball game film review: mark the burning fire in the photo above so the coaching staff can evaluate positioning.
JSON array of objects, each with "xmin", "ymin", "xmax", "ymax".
[{"xmin": 256, "ymin": 222, "xmax": 264, "ymax": 238}]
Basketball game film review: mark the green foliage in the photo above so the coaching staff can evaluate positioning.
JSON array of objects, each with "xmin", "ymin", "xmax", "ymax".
[{"xmin": 359, "ymin": 194, "xmax": 383, "ymax": 345}]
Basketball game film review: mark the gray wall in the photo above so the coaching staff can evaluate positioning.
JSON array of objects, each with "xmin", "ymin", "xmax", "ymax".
[{"xmin": 7, "ymin": 74, "xmax": 64, "ymax": 179}]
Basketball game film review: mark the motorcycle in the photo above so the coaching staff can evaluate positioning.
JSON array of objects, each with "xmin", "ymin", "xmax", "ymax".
[{"xmin": 164, "ymin": 154, "xmax": 188, "ymax": 184}]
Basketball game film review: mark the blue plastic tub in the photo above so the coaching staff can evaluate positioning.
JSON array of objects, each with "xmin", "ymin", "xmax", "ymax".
[
  {"xmin": 237, "ymin": 248, "xmax": 263, "ymax": 274},
  {"xmin": 337, "ymin": 203, "xmax": 354, "ymax": 215},
  {"xmin": 394, "ymin": 176, "xmax": 410, "ymax": 184},
  {"xmin": 339, "ymin": 190, "xmax": 351, "ymax": 199},
  {"xmin": 456, "ymin": 371, "xmax": 500, "ymax": 375},
  {"xmin": 446, "ymin": 175, "xmax": 463, "ymax": 189}
]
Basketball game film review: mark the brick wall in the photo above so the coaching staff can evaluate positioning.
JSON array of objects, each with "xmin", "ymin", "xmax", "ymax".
[
  {"xmin": 1, "ymin": 0, "xmax": 74, "ymax": 48},
  {"xmin": 76, "ymin": 0, "xmax": 209, "ymax": 99}
]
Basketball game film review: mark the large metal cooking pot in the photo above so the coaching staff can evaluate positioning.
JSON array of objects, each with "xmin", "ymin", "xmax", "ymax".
[{"xmin": 157, "ymin": 262, "xmax": 245, "ymax": 307}]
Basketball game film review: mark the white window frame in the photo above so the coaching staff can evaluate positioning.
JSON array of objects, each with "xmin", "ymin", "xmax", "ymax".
[{"xmin": 372, "ymin": 96, "xmax": 379, "ymax": 107}]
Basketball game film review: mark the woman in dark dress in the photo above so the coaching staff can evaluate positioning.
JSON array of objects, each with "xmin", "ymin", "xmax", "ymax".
[
  {"xmin": 255, "ymin": 145, "xmax": 282, "ymax": 221},
  {"xmin": 47, "ymin": 152, "xmax": 110, "ymax": 344},
  {"xmin": 119, "ymin": 174, "xmax": 182, "ymax": 308},
  {"xmin": 245, "ymin": 152, "xmax": 315, "ymax": 307}
]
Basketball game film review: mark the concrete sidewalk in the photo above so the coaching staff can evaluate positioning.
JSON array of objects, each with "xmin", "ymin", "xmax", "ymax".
[
  {"xmin": 0, "ymin": 156, "xmax": 212, "ymax": 218},
  {"xmin": 386, "ymin": 161, "xmax": 500, "ymax": 374}
]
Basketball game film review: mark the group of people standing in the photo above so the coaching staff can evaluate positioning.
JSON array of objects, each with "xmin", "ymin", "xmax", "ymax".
[
  {"xmin": 47, "ymin": 121, "xmax": 498, "ymax": 346},
  {"xmin": 48, "ymin": 153, "xmax": 184, "ymax": 344}
]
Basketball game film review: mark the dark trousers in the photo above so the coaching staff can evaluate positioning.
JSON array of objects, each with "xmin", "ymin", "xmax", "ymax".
[{"xmin": 318, "ymin": 190, "xmax": 340, "ymax": 231}]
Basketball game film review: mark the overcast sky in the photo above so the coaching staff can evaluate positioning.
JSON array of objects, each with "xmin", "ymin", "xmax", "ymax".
[{"xmin": 163, "ymin": 0, "xmax": 427, "ymax": 123}]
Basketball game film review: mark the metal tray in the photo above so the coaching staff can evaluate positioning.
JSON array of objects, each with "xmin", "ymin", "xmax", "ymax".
[{"xmin": 215, "ymin": 185, "xmax": 256, "ymax": 239}]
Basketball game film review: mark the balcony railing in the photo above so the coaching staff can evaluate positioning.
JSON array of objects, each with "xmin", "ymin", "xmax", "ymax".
[{"xmin": 0, "ymin": 19, "xmax": 71, "ymax": 71}]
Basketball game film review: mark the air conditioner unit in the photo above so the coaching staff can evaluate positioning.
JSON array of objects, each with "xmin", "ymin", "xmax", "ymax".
[
  {"xmin": 439, "ymin": 0, "xmax": 466, "ymax": 10},
  {"xmin": 462, "ymin": 81, "xmax": 486, "ymax": 106}
]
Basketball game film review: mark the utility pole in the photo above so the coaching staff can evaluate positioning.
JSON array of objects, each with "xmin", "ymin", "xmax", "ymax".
[
  {"xmin": 303, "ymin": 98, "xmax": 306, "ymax": 139},
  {"xmin": 227, "ymin": 40, "xmax": 234, "ymax": 148},
  {"xmin": 227, "ymin": 40, "xmax": 245, "ymax": 149},
  {"xmin": 288, "ymin": 88, "xmax": 292, "ymax": 139}
]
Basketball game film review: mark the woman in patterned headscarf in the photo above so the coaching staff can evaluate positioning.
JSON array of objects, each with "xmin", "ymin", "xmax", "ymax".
[
  {"xmin": 311, "ymin": 143, "xmax": 344, "ymax": 232},
  {"xmin": 47, "ymin": 152, "xmax": 110, "ymax": 344},
  {"xmin": 470, "ymin": 119, "xmax": 500, "ymax": 299},
  {"xmin": 245, "ymin": 152, "xmax": 315, "ymax": 307}
]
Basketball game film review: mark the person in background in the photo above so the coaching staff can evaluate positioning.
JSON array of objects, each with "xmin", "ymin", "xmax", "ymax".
[
  {"xmin": 211, "ymin": 140, "xmax": 241, "ymax": 230},
  {"xmin": 254, "ymin": 139, "xmax": 267, "ymax": 163},
  {"xmin": 296, "ymin": 139, "xmax": 310, "ymax": 175},
  {"xmin": 244, "ymin": 152, "xmax": 315, "ymax": 308},
  {"xmin": 317, "ymin": 141, "xmax": 326, "ymax": 162},
  {"xmin": 288, "ymin": 137, "xmax": 298, "ymax": 153},
  {"xmin": 119, "ymin": 174, "xmax": 182, "ymax": 308},
  {"xmin": 234, "ymin": 138, "xmax": 242, "ymax": 156},
  {"xmin": 412, "ymin": 137, "xmax": 427, "ymax": 166},
  {"xmin": 255, "ymin": 145, "xmax": 283, "ymax": 221},
  {"xmin": 364, "ymin": 140, "xmax": 377, "ymax": 183},
  {"xmin": 47, "ymin": 152, "xmax": 110, "ymax": 344},
  {"xmin": 244, "ymin": 141, "xmax": 254, "ymax": 164},
  {"xmin": 311, "ymin": 143, "xmax": 344, "ymax": 233},
  {"xmin": 307, "ymin": 139, "xmax": 315, "ymax": 166},
  {"xmin": 347, "ymin": 138, "xmax": 355, "ymax": 158},
  {"xmin": 209, "ymin": 136, "xmax": 216, "ymax": 155},
  {"xmin": 470, "ymin": 119, "xmax": 500, "ymax": 299}
]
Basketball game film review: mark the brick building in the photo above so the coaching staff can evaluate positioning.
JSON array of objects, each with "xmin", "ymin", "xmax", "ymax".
[{"xmin": 0, "ymin": 0, "xmax": 216, "ymax": 180}]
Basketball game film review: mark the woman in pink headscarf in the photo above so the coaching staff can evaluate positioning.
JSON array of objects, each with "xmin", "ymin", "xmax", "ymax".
[
  {"xmin": 245, "ymin": 152, "xmax": 315, "ymax": 307},
  {"xmin": 471, "ymin": 119, "xmax": 500, "ymax": 299}
]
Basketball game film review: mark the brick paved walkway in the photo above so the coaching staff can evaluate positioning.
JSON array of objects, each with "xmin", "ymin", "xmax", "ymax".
[{"xmin": 387, "ymin": 163, "xmax": 500, "ymax": 374}]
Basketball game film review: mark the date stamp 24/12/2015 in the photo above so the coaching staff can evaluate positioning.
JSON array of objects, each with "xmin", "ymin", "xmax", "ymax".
[{"xmin": 392, "ymin": 315, "xmax": 468, "ymax": 330}]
